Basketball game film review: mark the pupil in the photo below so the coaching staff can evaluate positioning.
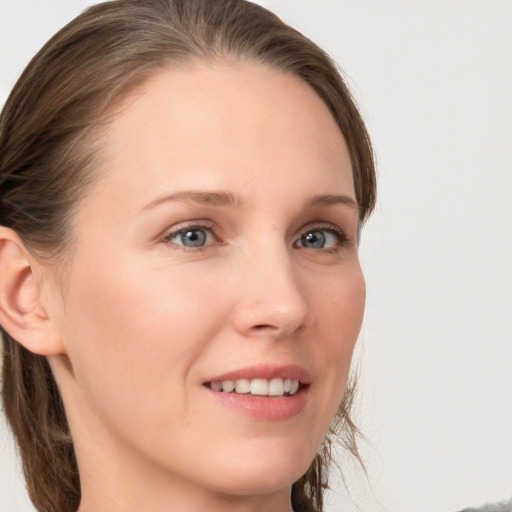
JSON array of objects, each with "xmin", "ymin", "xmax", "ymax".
[
  {"xmin": 182, "ymin": 229, "xmax": 206, "ymax": 247},
  {"xmin": 304, "ymin": 231, "xmax": 325, "ymax": 248}
]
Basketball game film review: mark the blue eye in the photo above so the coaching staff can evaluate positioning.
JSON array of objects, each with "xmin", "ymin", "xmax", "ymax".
[
  {"xmin": 295, "ymin": 228, "xmax": 344, "ymax": 249},
  {"xmin": 168, "ymin": 227, "xmax": 213, "ymax": 248}
]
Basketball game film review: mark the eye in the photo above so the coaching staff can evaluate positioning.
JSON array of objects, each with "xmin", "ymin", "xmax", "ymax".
[
  {"xmin": 294, "ymin": 227, "xmax": 346, "ymax": 249},
  {"xmin": 165, "ymin": 225, "xmax": 216, "ymax": 249}
]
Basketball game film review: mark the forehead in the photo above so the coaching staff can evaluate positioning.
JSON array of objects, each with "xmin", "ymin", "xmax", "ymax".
[{"xmin": 92, "ymin": 61, "xmax": 354, "ymax": 206}]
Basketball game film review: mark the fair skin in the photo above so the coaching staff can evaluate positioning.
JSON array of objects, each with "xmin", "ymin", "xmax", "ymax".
[{"xmin": 0, "ymin": 62, "xmax": 365, "ymax": 511}]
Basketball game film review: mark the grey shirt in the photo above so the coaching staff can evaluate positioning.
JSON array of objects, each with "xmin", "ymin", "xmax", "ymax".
[{"xmin": 456, "ymin": 499, "xmax": 512, "ymax": 512}]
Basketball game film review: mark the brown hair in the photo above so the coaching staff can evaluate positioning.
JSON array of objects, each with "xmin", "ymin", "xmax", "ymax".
[{"xmin": 0, "ymin": 1, "xmax": 376, "ymax": 511}]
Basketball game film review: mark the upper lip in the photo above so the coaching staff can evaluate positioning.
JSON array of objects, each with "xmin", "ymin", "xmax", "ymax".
[{"xmin": 204, "ymin": 364, "xmax": 311, "ymax": 384}]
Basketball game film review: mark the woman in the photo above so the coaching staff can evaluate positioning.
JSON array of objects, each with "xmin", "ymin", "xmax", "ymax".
[{"xmin": 0, "ymin": 1, "xmax": 376, "ymax": 511}]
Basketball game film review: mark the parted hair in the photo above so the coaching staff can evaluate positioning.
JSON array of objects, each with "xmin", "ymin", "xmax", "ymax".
[{"xmin": 0, "ymin": 1, "xmax": 376, "ymax": 511}]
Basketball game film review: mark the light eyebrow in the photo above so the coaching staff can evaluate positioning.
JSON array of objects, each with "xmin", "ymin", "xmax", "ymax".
[
  {"xmin": 142, "ymin": 190, "xmax": 245, "ymax": 211},
  {"xmin": 306, "ymin": 194, "xmax": 359, "ymax": 211}
]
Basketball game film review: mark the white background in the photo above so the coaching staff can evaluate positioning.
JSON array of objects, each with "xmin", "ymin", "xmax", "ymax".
[{"xmin": 0, "ymin": 1, "xmax": 511, "ymax": 511}]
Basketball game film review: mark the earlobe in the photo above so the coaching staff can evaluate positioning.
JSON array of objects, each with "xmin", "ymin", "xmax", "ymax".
[{"xmin": 0, "ymin": 227, "xmax": 65, "ymax": 356}]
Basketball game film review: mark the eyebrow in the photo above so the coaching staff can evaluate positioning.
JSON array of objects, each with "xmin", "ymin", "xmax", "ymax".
[
  {"xmin": 142, "ymin": 190, "xmax": 358, "ymax": 212},
  {"xmin": 142, "ymin": 190, "xmax": 244, "ymax": 211},
  {"xmin": 306, "ymin": 194, "xmax": 359, "ymax": 211}
]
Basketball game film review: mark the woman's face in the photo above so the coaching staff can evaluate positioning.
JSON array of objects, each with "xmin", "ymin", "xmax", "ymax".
[{"xmin": 49, "ymin": 62, "xmax": 365, "ymax": 504}]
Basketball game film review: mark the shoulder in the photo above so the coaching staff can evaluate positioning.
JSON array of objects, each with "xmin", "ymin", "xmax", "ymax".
[{"xmin": 455, "ymin": 499, "xmax": 512, "ymax": 512}]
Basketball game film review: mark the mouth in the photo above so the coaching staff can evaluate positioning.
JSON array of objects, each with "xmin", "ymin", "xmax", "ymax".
[
  {"xmin": 203, "ymin": 366, "xmax": 310, "ymax": 420},
  {"xmin": 204, "ymin": 377, "xmax": 305, "ymax": 397}
]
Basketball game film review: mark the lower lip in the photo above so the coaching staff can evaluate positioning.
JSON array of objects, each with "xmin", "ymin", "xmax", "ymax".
[{"xmin": 205, "ymin": 386, "xmax": 309, "ymax": 421}]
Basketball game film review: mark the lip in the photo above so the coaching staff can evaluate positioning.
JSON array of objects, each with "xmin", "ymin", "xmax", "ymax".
[
  {"xmin": 204, "ymin": 364, "xmax": 311, "ymax": 385},
  {"xmin": 202, "ymin": 364, "xmax": 311, "ymax": 421}
]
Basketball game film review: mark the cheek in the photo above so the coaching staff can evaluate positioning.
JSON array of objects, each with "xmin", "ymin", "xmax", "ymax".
[
  {"xmin": 309, "ymin": 264, "xmax": 365, "ymax": 414},
  {"xmin": 60, "ymin": 256, "xmax": 226, "ymax": 423},
  {"xmin": 312, "ymin": 261, "xmax": 365, "ymax": 346}
]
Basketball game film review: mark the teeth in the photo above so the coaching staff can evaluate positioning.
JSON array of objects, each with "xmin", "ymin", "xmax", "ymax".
[
  {"xmin": 210, "ymin": 381, "xmax": 223, "ymax": 392},
  {"xmin": 250, "ymin": 378, "xmax": 268, "ymax": 395},
  {"xmin": 222, "ymin": 380, "xmax": 235, "ymax": 393},
  {"xmin": 269, "ymin": 378, "xmax": 284, "ymax": 396},
  {"xmin": 209, "ymin": 378, "xmax": 301, "ymax": 397},
  {"xmin": 234, "ymin": 379, "xmax": 250, "ymax": 393}
]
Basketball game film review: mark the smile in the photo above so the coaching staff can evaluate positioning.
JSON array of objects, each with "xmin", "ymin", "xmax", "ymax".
[
  {"xmin": 205, "ymin": 378, "xmax": 301, "ymax": 397},
  {"xmin": 203, "ymin": 364, "xmax": 311, "ymax": 420}
]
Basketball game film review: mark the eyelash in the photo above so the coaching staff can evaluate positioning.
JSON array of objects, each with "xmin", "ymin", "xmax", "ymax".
[
  {"xmin": 294, "ymin": 223, "xmax": 348, "ymax": 251},
  {"xmin": 163, "ymin": 221, "xmax": 348, "ymax": 252},
  {"xmin": 163, "ymin": 221, "xmax": 218, "ymax": 252}
]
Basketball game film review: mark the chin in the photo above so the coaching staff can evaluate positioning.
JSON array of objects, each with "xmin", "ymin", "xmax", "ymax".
[{"xmin": 203, "ymin": 441, "xmax": 315, "ymax": 496}]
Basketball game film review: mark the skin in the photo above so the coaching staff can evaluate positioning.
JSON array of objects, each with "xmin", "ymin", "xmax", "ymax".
[{"xmin": 5, "ymin": 62, "xmax": 366, "ymax": 511}]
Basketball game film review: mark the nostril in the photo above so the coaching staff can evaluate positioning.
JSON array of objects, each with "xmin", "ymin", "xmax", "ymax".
[{"xmin": 253, "ymin": 324, "xmax": 277, "ymax": 331}]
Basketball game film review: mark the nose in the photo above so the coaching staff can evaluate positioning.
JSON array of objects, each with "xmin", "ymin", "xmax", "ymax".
[{"xmin": 231, "ymin": 243, "xmax": 310, "ymax": 340}]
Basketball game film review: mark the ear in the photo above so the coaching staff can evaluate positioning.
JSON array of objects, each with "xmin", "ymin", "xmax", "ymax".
[{"xmin": 0, "ymin": 227, "xmax": 65, "ymax": 356}]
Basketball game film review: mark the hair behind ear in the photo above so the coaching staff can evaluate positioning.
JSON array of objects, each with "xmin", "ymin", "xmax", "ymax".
[{"xmin": 1, "ymin": 330, "xmax": 80, "ymax": 512}]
